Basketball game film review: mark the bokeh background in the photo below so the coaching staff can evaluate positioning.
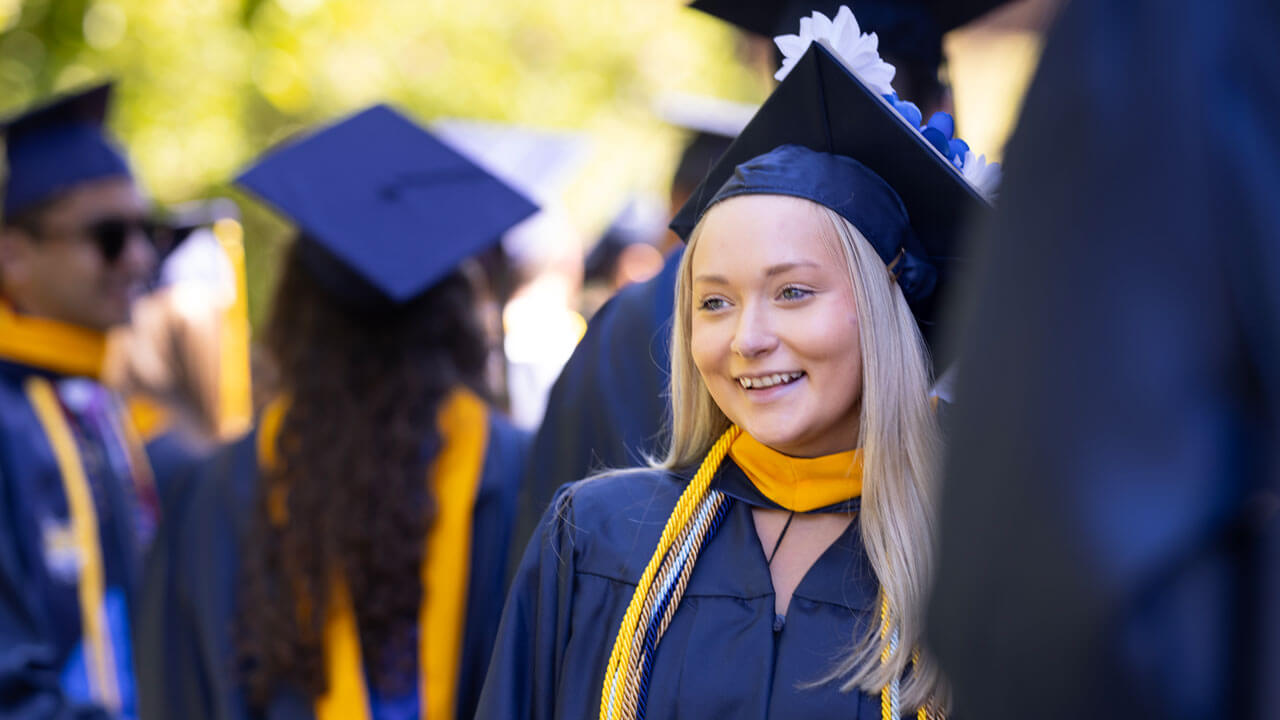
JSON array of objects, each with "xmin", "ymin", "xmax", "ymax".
[{"xmin": 1, "ymin": 0, "xmax": 1055, "ymax": 427}]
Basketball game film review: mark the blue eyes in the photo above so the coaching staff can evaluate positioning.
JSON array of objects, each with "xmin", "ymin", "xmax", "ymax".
[
  {"xmin": 696, "ymin": 286, "xmax": 813, "ymax": 312},
  {"xmin": 779, "ymin": 286, "xmax": 812, "ymax": 301}
]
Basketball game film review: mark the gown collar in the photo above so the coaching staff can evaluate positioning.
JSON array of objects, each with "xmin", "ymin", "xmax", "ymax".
[
  {"xmin": 724, "ymin": 431, "xmax": 862, "ymax": 513},
  {"xmin": 0, "ymin": 301, "xmax": 107, "ymax": 379}
]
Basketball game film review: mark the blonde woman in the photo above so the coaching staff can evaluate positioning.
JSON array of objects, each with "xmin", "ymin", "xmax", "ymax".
[{"xmin": 478, "ymin": 12, "xmax": 995, "ymax": 719}]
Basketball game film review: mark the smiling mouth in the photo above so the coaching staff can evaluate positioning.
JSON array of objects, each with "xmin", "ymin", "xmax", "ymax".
[{"xmin": 737, "ymin": 371, "xmax": 805, "ymax": 390}]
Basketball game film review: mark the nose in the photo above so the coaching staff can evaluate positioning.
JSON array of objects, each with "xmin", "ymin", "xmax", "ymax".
[
  {"xmin": 730, "ymin": 301, "xmax": 778, "ymax": 358},
  {"xmin": 120, "ymin": 228, "xmax": 157, "ymax": 280}
]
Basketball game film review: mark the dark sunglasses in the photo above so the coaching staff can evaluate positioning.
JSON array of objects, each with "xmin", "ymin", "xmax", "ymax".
[{"xmin": 79, "ymin": 216, "xmax": 160, "ymax": 263}]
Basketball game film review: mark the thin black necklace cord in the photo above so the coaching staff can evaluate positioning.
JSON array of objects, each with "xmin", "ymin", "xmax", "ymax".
[{"xmin": 766, "ymin": 510, "xmax": 797, "ymax": 566}]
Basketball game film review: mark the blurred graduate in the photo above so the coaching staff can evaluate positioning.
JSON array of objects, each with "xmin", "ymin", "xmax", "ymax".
[
  {"xmin": 135, "ymin": 104, "xmax": 536, "ymax": 720},
  {"xmin": 511, "ymin": 99, "xmax": 741, "ymax": 557},
  {"xmin": 104, "ymin": 198, "xmax": 253, "ymax": 505},
  {"xmin": 0, "ymin": 82, "xmax": 160, "ymax": 720},
  {"xmin": 476, "ymin": 7, "xmax": 996, "ymax": 718}
]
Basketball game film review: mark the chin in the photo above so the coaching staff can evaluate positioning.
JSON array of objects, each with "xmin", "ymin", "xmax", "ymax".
[
  {"xmin": 739, "ymin": 419, "xmax": 809, "ymax": 454},
  {"xmin": 92, "ymin": 305, "xmax": 133, "ymax": 331}
]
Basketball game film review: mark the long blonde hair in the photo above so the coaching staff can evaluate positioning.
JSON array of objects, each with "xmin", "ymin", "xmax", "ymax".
[{"xmin": 662, "ymin": 198, "xmax": 946, "ymax": 710}]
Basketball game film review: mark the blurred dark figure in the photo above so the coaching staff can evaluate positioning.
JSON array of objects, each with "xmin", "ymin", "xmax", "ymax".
[
  {"xmin": 928, "ymin": 0, "xmax": 1280, "ymax": 718},
  {"xmin": 105, "ymin": 200, "xmax": 249, "ymax": 498},
  {"xmin": 508, "ymin": 127, "xmax": 732, "ymax": 571},
  {"xmin": 579, "ymin": 197, "xmax": 666, "ymax": 315}
]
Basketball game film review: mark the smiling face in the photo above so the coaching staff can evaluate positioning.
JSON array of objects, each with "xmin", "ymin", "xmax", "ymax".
[{"xmin": 689, "ymin": 194, "xmax": 863, "ymax": 457}]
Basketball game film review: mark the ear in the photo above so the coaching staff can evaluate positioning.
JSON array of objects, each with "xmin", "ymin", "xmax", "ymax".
[{"xmin": 0, "ymin": 225, "xmax": 37, "ymax": 291}]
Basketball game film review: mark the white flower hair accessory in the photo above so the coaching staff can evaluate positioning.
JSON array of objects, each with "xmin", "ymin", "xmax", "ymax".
[
  {"xmin": 774, "ymin": 5, "xmax": 896, "ymax": 96},
  {"xmin": 773, "ymin": 4, "xmax": 1002, "ymax": 203}
]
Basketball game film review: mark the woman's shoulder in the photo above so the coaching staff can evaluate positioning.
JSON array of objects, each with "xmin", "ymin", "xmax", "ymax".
[
  {"xmin": 559, "ymin": 466, "xmax": 687, "ymax": 523},
  {"xmin": 540, "ymin": 466, "xmax": 690, "ymax": 584}
]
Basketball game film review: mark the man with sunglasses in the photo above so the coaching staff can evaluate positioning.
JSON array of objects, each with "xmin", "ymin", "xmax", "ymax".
[{"xmin": 0, "ymin": 82, "xmax": 157, "ymax": 720}]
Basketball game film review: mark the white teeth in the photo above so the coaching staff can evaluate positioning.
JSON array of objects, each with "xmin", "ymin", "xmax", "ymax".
[{"xmin": 738, "ymin": 372, "xmax": 803, "ymax": 389}]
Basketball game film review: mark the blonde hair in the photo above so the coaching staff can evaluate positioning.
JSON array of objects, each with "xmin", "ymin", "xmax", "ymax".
[{"xmin": 662, "ymin": 198, "xmax": 946, "ymax": 711}]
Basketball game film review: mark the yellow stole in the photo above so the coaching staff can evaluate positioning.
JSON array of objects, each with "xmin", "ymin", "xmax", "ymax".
[
  {"xmin": 0, "ymin": 302, "xmax": 107, "ymax": 379},
  {"xmin": 257, "ymin": 388, "xmax": 489, "ymax": 720},
  {"xmin": 3, "ymin": 306, "xmax": 152, "ymax": 712},
  {"xmin": 727, "ymin": 432, "xmax": 863, "ymax": 511},
  {"xmin": 24, "ymin": 378, "xmax": 121, "ymax": 711},
  {"xmin": 213, "ymin": 217, "xmax": 253, "ymax": 439}
]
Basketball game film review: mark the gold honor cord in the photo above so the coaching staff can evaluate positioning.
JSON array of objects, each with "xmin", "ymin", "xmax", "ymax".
[
  {"xmin": 598, "ymin": 423, "xmax": 937, "ymax": 719},
  {"xmin": 25, "ymin": 377, "xmax": 121, "ymax": 711},
  {"xmin": 599, "ymin": 425, "xmax": 740, "ymax": 720},
  {"xmin": 878, "ymin": 587, "xmax": 934, "ymax": 720}
]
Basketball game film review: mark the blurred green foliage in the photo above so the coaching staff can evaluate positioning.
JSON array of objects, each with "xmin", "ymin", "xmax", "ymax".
[{"xmin": 0, "ymin": 0, "xmax": 769, "ymax": 327}]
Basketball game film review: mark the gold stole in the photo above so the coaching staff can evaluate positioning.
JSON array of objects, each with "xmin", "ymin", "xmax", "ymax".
[
  {"xmin": 24, "ymin": 378, "xmax": 121, "ymax": 711},
  {"xmin": 258, "ymin": 389, "xmax": 489, "ymax": 720},
  {"xmin": 727, "ymin": 431, "xmax": 863, "ymax": 511},
  {"xmin": 0, "ymin": 303, "xmax": 107, "ymax": 379},
  {"xmin": 6, "ymin": 306, "xmax": 152, "ymax": 712}
]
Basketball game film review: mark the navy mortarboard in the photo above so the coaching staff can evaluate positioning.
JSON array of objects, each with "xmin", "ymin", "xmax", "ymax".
[
  {"xmin": 689, "ymin": 0, "xmax": 1013, "ymax": 61},
  {"xmin": 235, "ymin": 104, "xmax": 538, "ymax": 308},
  {"xmin": 670, "ymin": 11, "xmax": 999, "ymax": 347},
  {"xmin": 2, "ymin": 82, "xmax": 132, "ymax": 218},
  {"xmin": 689, "ymin": 0, "xmax": 1017, "ymax": 115}
]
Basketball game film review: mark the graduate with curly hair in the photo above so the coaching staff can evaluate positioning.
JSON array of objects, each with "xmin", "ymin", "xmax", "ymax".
[{"xmin": 137, "ymin": 104, "xmax": 536, "ymax": 720}]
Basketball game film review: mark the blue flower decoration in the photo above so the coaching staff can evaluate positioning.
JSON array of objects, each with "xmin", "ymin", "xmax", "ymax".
[{"xmin": 880, "ymin": 95, "xmax": 999, "ymax": 199}]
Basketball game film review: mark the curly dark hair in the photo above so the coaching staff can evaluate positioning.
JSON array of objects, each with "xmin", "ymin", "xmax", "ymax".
[{"xmin": 239, "ymin": 239, "xmax": 488, "ymax": 705}]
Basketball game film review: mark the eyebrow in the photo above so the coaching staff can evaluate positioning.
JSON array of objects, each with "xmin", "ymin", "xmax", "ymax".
[
  {"xmin": 693, "ymin": 260, "xmax": 822, "ymax": 286},
  {"xmin": 764, "ymin": 260, "xmax": 821, "ymax": 277}
]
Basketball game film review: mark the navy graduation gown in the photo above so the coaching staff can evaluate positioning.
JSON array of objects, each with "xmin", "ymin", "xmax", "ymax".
[
  {"xmin": 512, "ymin": 251, "xmax": 681, "ymax": 572},
  {"xmin": 135, "ymin": 411, "xmax": 528, "ymax": 720},
  {"xmin": 477, "ymin": 461, "xmax": 882, "ymax": 719},
  {"xmin": 139, "ymin": 428, "xmax": 209, "ymax": 511},
  {"xmin": 0, "ymin": 361, "xmax": 146, "ymax": 720}
]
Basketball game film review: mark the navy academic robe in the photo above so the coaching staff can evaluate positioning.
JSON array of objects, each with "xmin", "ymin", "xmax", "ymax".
[
  {"xmin": 478, "ymin": 461, "xmax": 882, "ymax": 719},
  {"xmin": 0, "ymin": 360, "xmax": 146, "ymax": 720},
  {"xmin": 512, "ymin": 250, "xmax": 681, "ymax": 572},
  {"xmin": 135, "ymin": 411, "xmax": 528, "ymax": 720}
]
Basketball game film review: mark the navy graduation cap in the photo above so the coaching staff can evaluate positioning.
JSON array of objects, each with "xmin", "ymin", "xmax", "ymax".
[
  {"xmin": 236, "ymin": 104, "xmax": 539, "ymax": 307},
  {"xmin": 669, "ymin": 41, "xmax": 993, "ymax": 343},
  {"xmin": 2, "ymin": 82, "xmax": 132, "ymax": 218},
  {"xmin": 689, "ymin": 0, "xmax": 1012, "ymax": 46}
]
